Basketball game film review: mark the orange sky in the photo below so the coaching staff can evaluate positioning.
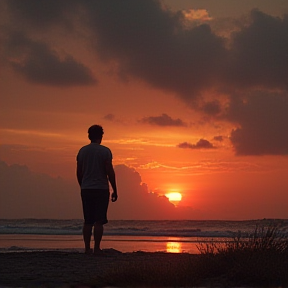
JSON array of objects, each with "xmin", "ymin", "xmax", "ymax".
[{"xmin": 0, "ymin": 0, "xmax": 288, "ymax": 220}]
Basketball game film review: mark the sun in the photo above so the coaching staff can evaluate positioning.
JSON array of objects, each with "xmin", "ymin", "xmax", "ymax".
[{"xmin": 165, "ymin": 192, "xmax": 182, "ymax": 203}]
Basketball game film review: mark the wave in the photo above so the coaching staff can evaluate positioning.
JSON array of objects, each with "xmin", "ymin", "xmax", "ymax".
[
  {"xmin": 1, "ymin": 219, "xmax": 287, "ymax": 238},
  {"xmin": 0, "ymin": 246, "xmax": 83, "ymax": 253},
  {"xmin": 0, "ymin": 226, "xmax": 239, "ymax": 238}
]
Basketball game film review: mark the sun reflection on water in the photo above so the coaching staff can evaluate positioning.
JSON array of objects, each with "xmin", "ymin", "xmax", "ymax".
[{"xmin": 166, "ymin": 241, "xmax": 182, "ymax": 253}]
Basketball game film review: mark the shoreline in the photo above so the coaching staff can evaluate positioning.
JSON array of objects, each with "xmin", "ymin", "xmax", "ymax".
[{"xmin": 0, "ymin": 234, "xmax": 201, "ymax": 254}]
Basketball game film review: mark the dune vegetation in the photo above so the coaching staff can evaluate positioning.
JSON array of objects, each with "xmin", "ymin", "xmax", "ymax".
[{"xmin": 104, "ymin": 223, "xmax": 288, "ymax": 287}]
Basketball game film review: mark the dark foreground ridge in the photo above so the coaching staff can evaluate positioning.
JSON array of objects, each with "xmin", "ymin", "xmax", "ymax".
[{"xmin": 0, "ymin": 249, "xmax": 287, "ymax": 287}]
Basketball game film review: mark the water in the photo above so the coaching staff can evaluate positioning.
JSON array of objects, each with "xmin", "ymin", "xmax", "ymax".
[{"xmin": 0, "ymin": 219, "xmax": 287, "ymax": 253}]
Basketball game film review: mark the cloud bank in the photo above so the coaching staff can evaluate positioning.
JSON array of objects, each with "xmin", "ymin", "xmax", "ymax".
[
  {"xmin": 0, "ymin": 160, "xmax": 81, "ymax": 218},
  {"xmin": 5, "ymin": 1, "xmax": 287, "ymax": 93},
  {"xmin": 3, "ymin": 31, "xmax": 96, "ymax": 86},
  {"xmin": 0, "ymin": 161, "xmax": 197, "ymax": 219},
  {"xmin": 226, "ymin": 92, "xmax": 288, "ymax": 155},
  {"xmin": 1, "ymin": 0, "xmax": 288, "ymax": 155}
]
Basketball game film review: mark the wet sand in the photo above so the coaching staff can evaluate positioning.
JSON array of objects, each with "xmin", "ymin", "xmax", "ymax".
[{"xmin": 0, "ymin": 234, "xmax": 201, "ymax": 254}]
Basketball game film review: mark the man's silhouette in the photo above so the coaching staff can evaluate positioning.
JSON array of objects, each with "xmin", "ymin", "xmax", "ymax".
[{"xmin": 77, "ymin": 125, "xmax": 118, "ymax": 254}]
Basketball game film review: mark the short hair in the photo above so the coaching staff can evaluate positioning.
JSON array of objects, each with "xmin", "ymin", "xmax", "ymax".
[{"xmin": 88, "ymin": 125, "xmax": 104, "ymax": 140}]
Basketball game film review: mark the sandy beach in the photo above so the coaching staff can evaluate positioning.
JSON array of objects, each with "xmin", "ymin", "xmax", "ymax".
[
  {"xmin": 0, "ymin": 250, "xmax": 203, "ymax": 287},
  {"xmin": 1, "ymin": 248, "xmax": 288, "ymax": 287}
]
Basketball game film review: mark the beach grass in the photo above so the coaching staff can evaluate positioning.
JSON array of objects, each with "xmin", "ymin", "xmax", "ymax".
[
  {"xmin": 101, "ymin": 223, "xmax": 288, "ymax": 287},
  {"xmin": 0, "ymin": 223, "xmax": 288, "ymax": 287},
  {"xmin": 196, "ymin": 223, "xmax": 288, "ymax": 287}
]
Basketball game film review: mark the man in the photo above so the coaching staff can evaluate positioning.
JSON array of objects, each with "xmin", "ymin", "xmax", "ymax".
[{"xmin": 77, "ymin": 125, "xmax": 118, "ymax": 254}]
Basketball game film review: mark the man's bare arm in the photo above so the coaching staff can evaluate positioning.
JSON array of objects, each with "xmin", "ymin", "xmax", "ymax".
[
  {"xmin": 76, "ymin": 162, "xmax": 83, "ymax": 187},
  {"xmin": 106, "ymin": 161, "xmax": 118, "ymax": 202}
]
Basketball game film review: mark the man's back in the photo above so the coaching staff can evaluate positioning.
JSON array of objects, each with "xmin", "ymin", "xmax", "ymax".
[
  {"xmin": 77, "ymin": 124, "xmax": 117, "ymax": 254},
  {"xmin": 77, "ymin": 143, "xmax": 112, "ymax": 189}
]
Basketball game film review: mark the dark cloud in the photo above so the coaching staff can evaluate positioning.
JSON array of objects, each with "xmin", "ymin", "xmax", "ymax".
[
  {"xmin": 227, "ymin": 9, "xmax": 288, "ymax": 91},
  {"xmin": 0, "ymin": 160, "xmax": 196, "ymax": 219},
  {"xmin": 84, "ymin": 4, "xmax": 288, "ymax": 98},
  {"xmin": 6, "ymin": 0, "xmax": 78, "ymax": 30},
  {"xmin": 0, "ymin": 160, "xmax": 81, "ymax": 218},
  {"xmin": 4, "ymin": 2, "xmax": 287, "ymax": 94},
  {"xmin": 225, "ymin": 91, "xmax": 288, "ymax": 155},
  {"xmin": 178, "ymin": 139, "xmax": 216, "ymax": 149},
  {"xmin": 103, "ymin": 114, "xmax": 116, "ymax": 121},
  {"xmin": 3, "ymin": 0, "xmax": 224, "ymax": 95},
  {"xmin": 111, "ymin": 165, "xmax": 196, "ymax": 219},
  {"xmin": 4, "ymin": 31, "xmax": 96, "ymax": 86},
  {"xmin": 140, "ymin": 113, "xmax": 186, "ymax": 127},
  {"xmin": 200, "ymin": 100, "xmax": 222, "ymax": 115},
  {"xmin": 2, "ymin": 1, "xmax": 288, "ymax": 155},
  {"xmin": 85, "ymin": 0, "xmax": 226, "ymax": 98},
  {"xmin": 111, "ymin": 165, "xmax": 175, "ymax": 219}
]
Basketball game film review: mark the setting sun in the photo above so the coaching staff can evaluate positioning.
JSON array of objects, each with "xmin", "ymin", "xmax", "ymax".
[{"xmin": 165, "ymin": 192, "xmax": 182, "ymax": 203}]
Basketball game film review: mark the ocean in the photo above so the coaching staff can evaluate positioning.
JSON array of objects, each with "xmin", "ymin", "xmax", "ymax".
[{"xmin": 0, "ymin": 219, "xmax": 287, "ymax": 254}]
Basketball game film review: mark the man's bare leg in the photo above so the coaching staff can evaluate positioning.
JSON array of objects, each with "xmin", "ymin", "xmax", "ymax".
[
  {"xmin": 93, "ymin": 223, "xmax": 104, "ymax": 254},
  {"xmin": 83, "ymin": 223, "xmax": 93, "ymax": 254}
]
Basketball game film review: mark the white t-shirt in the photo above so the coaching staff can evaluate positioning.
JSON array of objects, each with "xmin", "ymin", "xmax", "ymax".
[{"xmin": 77, "ymin": 143, "xmax": 112, "ymax": 189}]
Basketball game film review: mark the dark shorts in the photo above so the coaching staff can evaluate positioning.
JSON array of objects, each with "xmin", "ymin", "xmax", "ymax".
[{"xmin": 81, "ymin": 189, "xmax": 110, "ymax": 225}]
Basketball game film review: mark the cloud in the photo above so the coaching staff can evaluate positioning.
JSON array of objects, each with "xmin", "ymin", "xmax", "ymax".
[
  {"xmin": 200, "ymin": 100, "xmax": 222, "ymax": 115},
  {"xmin": 5, "ymin": 0, "xmax": 78, "ymax": 30},
  {"xmin": 85, "ymin": 1, "xmax": 225, "ymax": 98},
  {"xmin": 0, "ymin": 160, "xmax": 196, "ymax": 219},
  {"xmin": 183, "ymin": 9, "xmax": 213, "ymax": 22},
  {"xmin": 110, "ymin": 164, "xmax": 198, "ymax": 219},
  {"xmin": 178, "ymin": 139, "xmax": 216, "ymax": 150},
  {"xmin": 2, "ymin": 1, "xmax": 288, "ymax": 155},
  {"xmin": 84, "ymin": 4, "xmax": 288, "ymax": 98},
  {"xmin": 226, "ymin": 9, "xmax": 288, "ymax": 91},
  {"xmin": 0, "ymin": 160, "xmax": 81, "ymax": 218},
  {"xmin": 140, "ymin": 113, "xmax": 187, "ymax": 127},
  {"xmin": 3, "ymin": 31, "xmax": 96, "ymax": 86},
  {"xmin": 3, "ymin": 2, "xmax": 287, "ymax": 94},
  {"xmin": 225, "ymin": 91, "xmax": 288, "ymax": 155},
  {"xmin": 103, "ymin": 114, "xmax": 116, "ymax": 121},
  {"xmin": 110, "ymin": 165, "xmax": 175, "ymax": 219}
]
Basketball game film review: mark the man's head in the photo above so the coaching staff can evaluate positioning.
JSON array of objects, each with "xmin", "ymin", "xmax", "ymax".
[{"xmin": 88, "ymin": 125, "xmax": 104, "ymax": 142}]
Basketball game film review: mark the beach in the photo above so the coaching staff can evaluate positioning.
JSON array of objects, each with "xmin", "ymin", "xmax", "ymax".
[
  {"xmin": 0, "ymin": 250, "xmax": 203, "ymax": 287},
  {"xmin": 0, "ymin": 218, "xmax": 268, "ymax": 254},
  {"xmin": 0, "ymin": 235, "xmax": 205, "ymax": 286},
  {"xmin": 1, "ymin": 220, "xmax": 288, "ymax": 287},
  {"xmin": 1, "ymin": 249, "xmax": 287, "ymax": 287}
]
